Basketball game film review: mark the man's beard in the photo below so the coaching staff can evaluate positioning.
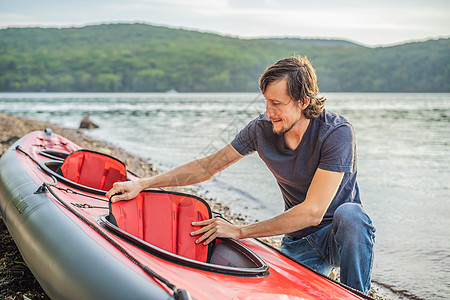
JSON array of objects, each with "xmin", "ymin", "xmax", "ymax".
[{"xmin": 273, "ymin": 115, "xmax": 302, "ymax": 136}]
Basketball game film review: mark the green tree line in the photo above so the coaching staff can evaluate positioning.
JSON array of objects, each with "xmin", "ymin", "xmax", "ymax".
[{"xmin": 0, "ymin": 23, "xmax": 448, "ymax": 92}]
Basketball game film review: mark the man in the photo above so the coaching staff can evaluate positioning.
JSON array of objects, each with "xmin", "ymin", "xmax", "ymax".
[{"xmin": 106, "ymin": 56, "xmax": 375, "ymax": 294}]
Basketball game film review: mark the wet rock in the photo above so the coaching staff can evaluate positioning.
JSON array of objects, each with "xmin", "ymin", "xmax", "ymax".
[{"xmin": 79, "ymin": 114, "xmax": 99, "ymax": 129}]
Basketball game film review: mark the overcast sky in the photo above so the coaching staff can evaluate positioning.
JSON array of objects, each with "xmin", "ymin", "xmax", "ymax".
[{"xmin": 1, "ymin": 0, "xmax": 449, "ymax": 46}]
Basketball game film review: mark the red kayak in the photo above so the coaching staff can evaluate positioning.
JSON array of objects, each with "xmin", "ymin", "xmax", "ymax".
[{"xmin": 0, "ymin": 129, "xmax": 371, "ymax": 299}]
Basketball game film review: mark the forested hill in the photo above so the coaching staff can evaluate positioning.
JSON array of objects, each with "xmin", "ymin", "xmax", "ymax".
[{"xmin": 1, "ymin": 23, "xmax": 449, "ymax": 92}]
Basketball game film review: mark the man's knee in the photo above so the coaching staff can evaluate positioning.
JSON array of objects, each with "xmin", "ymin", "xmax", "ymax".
[
  {"xmin": 333, "ymin": 203, "xmax": 375, "ymax": 244},
  {"xmin": 334, "ymin": 203, "xmax": 366, "ymax": 225}
]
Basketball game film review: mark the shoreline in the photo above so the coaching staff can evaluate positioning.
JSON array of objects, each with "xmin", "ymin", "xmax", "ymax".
[{"xmin": 0, "ymin": 113, "xmax": 392, "ymax": 299}]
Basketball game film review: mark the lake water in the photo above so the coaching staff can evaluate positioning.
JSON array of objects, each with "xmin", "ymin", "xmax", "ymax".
[{"xmin": 1, "ymin": 93, "xmax": 449, "ymax": 299}]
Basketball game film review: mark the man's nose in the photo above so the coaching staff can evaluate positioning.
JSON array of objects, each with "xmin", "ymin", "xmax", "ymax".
[{"xmin": 265, "ymin": 105, "xmax": 275, "ymax": 118}]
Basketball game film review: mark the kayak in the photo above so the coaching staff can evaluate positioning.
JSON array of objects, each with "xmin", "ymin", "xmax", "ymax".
[{"xmin": 0, "ymin": 129, "xmax": 371, "ymax": 300}]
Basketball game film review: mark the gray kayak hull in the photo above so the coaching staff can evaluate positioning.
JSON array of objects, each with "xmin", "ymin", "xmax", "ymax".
[{"xmin": 0, "ymin": 136, "xmax": 172, "ymax": 300}]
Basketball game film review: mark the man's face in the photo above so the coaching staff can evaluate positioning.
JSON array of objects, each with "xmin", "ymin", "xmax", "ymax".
[{"xmin": 264, "ymin": 80, "xmax": 302, "ymax": 135}]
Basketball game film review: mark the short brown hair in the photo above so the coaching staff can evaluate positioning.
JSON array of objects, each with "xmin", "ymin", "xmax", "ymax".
[{"xmin": 259, "ymin": 56, "xmax": 326, "ymax": 119}]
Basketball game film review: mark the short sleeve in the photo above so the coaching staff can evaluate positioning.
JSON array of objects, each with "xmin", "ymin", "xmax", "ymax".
[
  {"xmin": 231, "ymin": 118, "xmax": 258, "ymax": 156},
  {"xmin": 318, "ymin": 124, "xmax": 356, "ymax": 173}
]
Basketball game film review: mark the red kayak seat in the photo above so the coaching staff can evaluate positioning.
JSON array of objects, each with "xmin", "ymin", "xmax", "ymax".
[
  {"xmin": 111, "ymin": 191, "xmax": 213, "ymax": 262},
  {"xmin": 60, "ymin": 150, "xmax": 127, "ymax": 191}
]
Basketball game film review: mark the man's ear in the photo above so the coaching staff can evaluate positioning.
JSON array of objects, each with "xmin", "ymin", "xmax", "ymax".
[{"xmin": 299, "ymin": 97, "xmax": 310, "ymax": 110}]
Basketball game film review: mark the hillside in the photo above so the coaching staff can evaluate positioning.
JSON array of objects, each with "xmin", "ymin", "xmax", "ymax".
[{"xmin": 0, "ymin": 23, "xmax": 448, "ymax": 92}]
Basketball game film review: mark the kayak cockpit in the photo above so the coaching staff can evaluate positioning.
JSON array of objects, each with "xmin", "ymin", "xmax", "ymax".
[
  {"xmin": 39, "ymin": 149, "xmax": 127, "ymax": 195},
  {"xmin": 100, "ymin": 190, "xmax": 269, "ymax": 276},
  {"xmin": 99, "ymin": 213, "xmax": 268, "ymax": 276},
  {"xmin": 38, "ymin": 150, "xmax": 269, "ymax": 276}
]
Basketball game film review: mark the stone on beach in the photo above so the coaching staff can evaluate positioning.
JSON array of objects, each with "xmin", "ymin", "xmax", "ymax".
[{"xmin": 79, "ymin": 114, "xmax": 99, "ymax": 129}]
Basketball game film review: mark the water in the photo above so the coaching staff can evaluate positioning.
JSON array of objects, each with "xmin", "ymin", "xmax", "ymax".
[{"xmin": 1, "ymin": 92, "xmax": 449, "ymax": 299}]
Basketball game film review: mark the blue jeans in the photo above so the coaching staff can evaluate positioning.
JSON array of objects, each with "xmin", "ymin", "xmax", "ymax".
[{"xmin": 280, "ymin": 203, "xmax": 375, "ymax": 294}]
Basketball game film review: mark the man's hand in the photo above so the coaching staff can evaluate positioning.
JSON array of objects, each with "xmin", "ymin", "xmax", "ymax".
[
  {"xmin": 106, "ymin": 180, "xmax": 143, "ymax": 202},
  {"xmin": 191, "ymin": 218, "xmax": 242, "ymax": 245}
]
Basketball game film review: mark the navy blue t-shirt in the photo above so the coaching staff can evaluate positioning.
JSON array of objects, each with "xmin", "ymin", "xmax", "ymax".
[{"xmin": 231, "ymin": 109, "xmax": 361, "ymax": 238}]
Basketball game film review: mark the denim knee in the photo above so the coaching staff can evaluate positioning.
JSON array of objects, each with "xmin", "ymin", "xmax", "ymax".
[
  {"xmin": 332, "ymin": 203, "xmax": 375, "ymax": 245},
  {"xmin": 332, "ymin": 203, "xmax": 375, "ymax": 293}
]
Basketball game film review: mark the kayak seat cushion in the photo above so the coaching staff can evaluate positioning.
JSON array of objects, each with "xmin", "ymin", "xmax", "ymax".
[
  {"xmin": 111, "ymin": 191, "xmax": 213, "ymax": 263},
  {"xmin": 60, "ymin": 150, "xmax": 127, "ymax": 191}
]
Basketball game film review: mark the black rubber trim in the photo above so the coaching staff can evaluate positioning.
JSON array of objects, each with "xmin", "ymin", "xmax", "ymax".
[
  {"xmin": 37, "ymin": 149, "xmax": 70, "ymax": 161},
  {"xmin": 99, "ymin": 214, "xmax": 269, "ymax": 277},
  {"xmin": 37, "ymin": 149, "xmax": 128, "ymax": 195},
  {"xmin": 39, "ymin": 160, "xmax": 109, "ymax": 195}
]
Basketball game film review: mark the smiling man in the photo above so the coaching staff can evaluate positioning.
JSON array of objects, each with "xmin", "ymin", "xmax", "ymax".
[{"xmin": 106, "ymin": 56, "xmax": 375, "ymax": 294}]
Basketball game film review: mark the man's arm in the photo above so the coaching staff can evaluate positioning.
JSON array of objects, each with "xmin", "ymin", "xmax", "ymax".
[
  {"xmin": 191, "ymin": 168, "xmax": 344, "ymax": 244},
  {"xmin": 106, "ymin": 144, "xmax": 243, "ymax": 202}
]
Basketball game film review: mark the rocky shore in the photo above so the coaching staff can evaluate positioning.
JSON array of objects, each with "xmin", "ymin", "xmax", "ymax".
[{"xmin": 0, "ymin": 112, "xmax": 387, "ymax": 300}]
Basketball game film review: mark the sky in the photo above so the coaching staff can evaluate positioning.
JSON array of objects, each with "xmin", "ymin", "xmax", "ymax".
[{"xmin": 1, "ymin": 0, "xmax": 449, "ymax": 46}]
